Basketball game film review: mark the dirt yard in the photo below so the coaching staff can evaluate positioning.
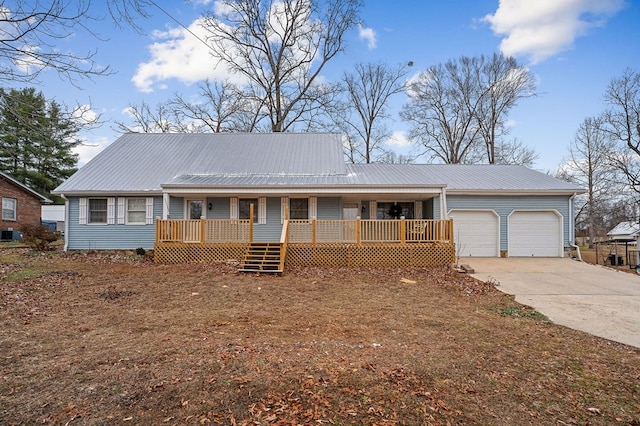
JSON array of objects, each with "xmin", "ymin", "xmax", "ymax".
[{"xmin": 1, "ymin": 247, "xmax": 639, "ymax": 425}]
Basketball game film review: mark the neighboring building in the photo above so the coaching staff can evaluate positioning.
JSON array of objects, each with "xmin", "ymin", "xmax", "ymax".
[
  {"xmin": 1, "ymin": 171, "xmax": 52, "ymax": 239},
  {"xmin": 607, "ymin": 221, "xmax": 640, "ymax": 243},
  {"xmin": 53, "ymin": 133, "xmax": 583, "ymax": 265},
  {"xmin": 42, "ymin": 205, "xmax": 66, "ymax": 233}
]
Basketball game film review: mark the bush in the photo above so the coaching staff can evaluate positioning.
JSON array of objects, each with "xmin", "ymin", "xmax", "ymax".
[
  {"xmin": 21, "ymin": 224, "xmax": 59, "ymax": 251},
  {"xmin": 135, "ymin": 247, "xmax": 146, "ymax": 256}
]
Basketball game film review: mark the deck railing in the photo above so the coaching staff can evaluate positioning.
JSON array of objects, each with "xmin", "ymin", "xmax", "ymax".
[
  {"xmin": 156, "ymin": 219, "xmax": 251, "ymax": 243},
  {"xmin": 287, "ymin": 219, "xmax": 453, "ymax": 244},
  {"xmin": 156, "ymin": 218, "xmax": 453, "ymax": 245}
]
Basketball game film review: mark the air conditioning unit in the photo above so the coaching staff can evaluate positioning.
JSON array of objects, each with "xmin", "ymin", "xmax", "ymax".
[{"xmin": 1, "ymin": 229, "xmax": 23, "ymax": 241}]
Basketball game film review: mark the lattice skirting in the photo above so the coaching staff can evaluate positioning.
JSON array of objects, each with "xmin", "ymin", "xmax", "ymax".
[
  {"xmin": 286, "ymin": 243, "xmax": 456, "ymax": 267},
  {"xmin": 154, "ymin": 242, "xmax": 248, "ymax": 264},
  {"xmin": 155, "ymin": 242, "xmax": 456, "ymax": 267}
]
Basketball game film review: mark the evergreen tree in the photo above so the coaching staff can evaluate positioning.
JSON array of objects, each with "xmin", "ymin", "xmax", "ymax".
[{"xmin": 0, "ymin": 88, "xmax": 80, "ymax": 200}]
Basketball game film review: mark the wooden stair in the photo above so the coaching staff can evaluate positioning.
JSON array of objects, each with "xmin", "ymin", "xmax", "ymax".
[{"xmin": 238, "ymin": 242, "xmax": 283, "ymax": 273}]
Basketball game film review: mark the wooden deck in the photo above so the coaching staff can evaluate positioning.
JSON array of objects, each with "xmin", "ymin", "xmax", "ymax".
[{"xmin": 154, "ymin": 218, "xmax": 455, "ymax": 267}]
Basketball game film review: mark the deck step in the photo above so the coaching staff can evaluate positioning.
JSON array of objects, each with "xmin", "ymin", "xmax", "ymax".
[{"xmin": 239, "ymin": 242, "xmax": 284, "ymax": 273}]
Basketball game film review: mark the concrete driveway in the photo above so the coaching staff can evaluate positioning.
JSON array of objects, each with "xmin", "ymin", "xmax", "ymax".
[{"xmin": 467, "ymin": 258, "xmax": 640, "ymax": 349}]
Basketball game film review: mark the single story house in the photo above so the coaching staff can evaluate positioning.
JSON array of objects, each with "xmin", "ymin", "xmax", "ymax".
[
  {"xmin": 53, "ymin": 133, "xmax": 583, "ymax": 269},
  {"xmin": 1, "ymin": 171, "xmax": 52, "ymax": 240},
  {"xmin": 607, "ymin": 221, "xmax": 640, "ymax": 243}
]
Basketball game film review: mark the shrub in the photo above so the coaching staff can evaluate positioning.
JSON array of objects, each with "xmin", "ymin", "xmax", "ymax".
[
  {"xmin": 21, "ymin": 224, "xmax": 59, "ymax": 251},
  {"xmin": 135, "ymin": 247, "xmax": 146, "ymax": 256}
]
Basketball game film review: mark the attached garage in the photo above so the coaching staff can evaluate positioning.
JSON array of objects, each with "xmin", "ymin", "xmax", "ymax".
[
  {"xmin": 508, "ymin": 210, "xmax": 563, "ymax": 257},
  {"xmin": 449, "ymin": 209, "xmax": 499, "ymax": 257}
]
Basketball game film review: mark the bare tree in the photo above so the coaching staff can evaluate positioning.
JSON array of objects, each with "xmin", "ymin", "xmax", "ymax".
[
  {"xmin": 600, "ymin": 68, "xmax": 640, "ymax": 193},
  {"xmin": 476, "ymin": 53, "xmax": 537, "ymax": 163},
  {"xmin": 170, "ymin": 80, "xmax": 266, "ymax": 133},
  {"xmin": 494, "ymin": 139, "xmax": 538, "ymax": 166},
  {"xmin": 401, "ymin": 61, "xmax": 482, "ymax": 164},
  {"xmin": 115, "ymin": 101, "xmax": 181, "ymax": 133},
  {"xmin": 558, "ymin": 117, "xmax": 618, "ymax": 244},
  {"xmin": 401, "ymin": 54, "xmax": 537, "ymax": 164},
  {"xmin": 340, "ymin": 62, "xmax": 409, "ymax": 163},
  {"xmin": 201, "ymin": 0, "xmax": 362, "ymax": 132},
  {"xmin": 0, "ymin": 1, "xmax": 154, "ymax": 85}
]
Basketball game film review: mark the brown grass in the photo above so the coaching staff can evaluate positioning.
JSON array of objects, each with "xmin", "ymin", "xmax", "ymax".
[{"xmin": 1, "ymin": 248, "xmax": 639, "ymax": 425}]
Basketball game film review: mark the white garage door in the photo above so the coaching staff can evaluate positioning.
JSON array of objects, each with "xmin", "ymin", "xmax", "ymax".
[
  {"xmin": 448, "ymin": 210, "xmax": 499, "ymax": 257},
  {"xmin": 508, "ymin": 210, "xmax": 563, "ymax": 257}
]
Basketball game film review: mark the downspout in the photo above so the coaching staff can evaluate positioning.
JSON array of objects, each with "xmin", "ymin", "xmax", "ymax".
[
  {"xmin": 569, "ymin": 192, "xmax": 582, "ymax": 261},
  {"xmin": 61, "ymin": 194, "xmax": 69, "ymax": 252}
]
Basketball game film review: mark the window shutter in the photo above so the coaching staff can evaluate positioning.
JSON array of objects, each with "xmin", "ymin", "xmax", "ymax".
[
  {"xmin": 230, "ymin": 197, "xmax": 239, "ymax": 219},
  {"xmin": 309, "ymin": 196, "xmax": 317, "ymax": 219},
  {"xmin": 281, "ymin": 196, "xmax": 289, "ymax": 224},
  {"xmin": 258, "ymin": 197, "xmax": 267, "ymax": 224},
  {"xmin": 107, "ymin": 198, "xmax": 116, "ymax": 224},
  {"xmin": 79, "ymin": 198, "xmax": 87, "ymax": 224},
  {"xmin": 414, "ymin": 201, "xmax": 422, "ymax": 220},
  {"xmin": 146, "ymin": 198, "xmax": 154, "ymax": 224},
  {"xmin": 369, "ymin": 201, "xmax": 377, "ymax": 219},
  {"xmin": 117, "ymin": 198, "xmax": 125, "ymax": 224}
]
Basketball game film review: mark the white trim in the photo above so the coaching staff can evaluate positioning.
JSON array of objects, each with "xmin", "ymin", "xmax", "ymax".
[
  {"xmin": 107, "ymin": 197, "xmax": 115, "ymax": 224},
  {"xmin": 117, "ymin": 198, "xmax": 125, "ymax": 224},
  {"xmin": 230, "ymin": 197, "xmax": 238, "ymax": 220},
  {"xmin": 1, "ymin": 197, "xmax": 17, "ymax": 221},
  {"xmin": 78, "ymin": 198, "xmax": 87, "ymax": 224},
  {"xmin": 146, "ymin": 198, "xmax": 154, "ymax": 224},
  {"xmin": 163, "ymin": 193, "xmax": 170, "ymax": 219},
  {"xmin": 258, "ymin": 197, "xmax": 267, "ymax": 224},
  {"xmin": 309, "ymin": 196, "xmax": 317, "ymax": 219}
]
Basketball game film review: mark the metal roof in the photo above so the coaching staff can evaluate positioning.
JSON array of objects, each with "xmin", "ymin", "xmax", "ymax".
[
  {"xmin": 346, "ymin": 164, "xmax": 583, "ymax": 192},
  {"xmin": 54, "ymin": 133, "xmax": 346, "ymax": 194},
  {"xmin": 53, "ymin": 133, "xmax": 583, "ymax": 195}
]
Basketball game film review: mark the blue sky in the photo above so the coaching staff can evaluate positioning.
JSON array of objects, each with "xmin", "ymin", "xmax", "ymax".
[{"xmin": 10, "ymin": 0, "xmax": 640, "ymax": 172}]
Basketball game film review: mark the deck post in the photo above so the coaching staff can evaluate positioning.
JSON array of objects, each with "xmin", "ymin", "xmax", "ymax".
[
  {"xmin": 312, "ymin": 219, "xmax": 317, "ymax": 244},
  {"xmin": 200, "ymin": 219, "xmax": 205, "ymax": 243},
  {"xmin": 400, "ymin": 218, "xmax": 406, "ymax": 244},
  {"xmin": 249, "ymin": 203, "xmax": 254, "ymax": 243},
  {"xmin": 356, "ymin": 218, "xmax": 361, "ymax": 244}
]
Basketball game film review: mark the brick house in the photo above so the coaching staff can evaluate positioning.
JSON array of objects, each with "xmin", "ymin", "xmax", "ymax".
[{"xmin": 1, "ymin": 171, "xmax": 52, "ymax": 235}]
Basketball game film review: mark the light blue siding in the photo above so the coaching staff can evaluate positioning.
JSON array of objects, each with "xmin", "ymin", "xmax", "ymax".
[
  {"xmin": 446, "ymin": 195, "xmax": 572, "ymax": 250},
  {"xmin": 319, "ymin": 197, "xmax": 341, "ymax": 220},
  {"xmin": 66, "ymin": 196, "xmax": 162, "ymax": 250},
  {"xmin": 169, "ymin": 196, "xmax": 183, "ymax": 219}
]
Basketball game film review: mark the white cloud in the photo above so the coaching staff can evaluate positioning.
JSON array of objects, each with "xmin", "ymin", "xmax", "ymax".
[
  {"xmin": 358, "ymin": 24, "xmax": 377, "ymax": 50},
  {"xmin": 74, "ymin": 135, "xmax": 111, "ymax": 168},
  {"xmin": 132, "ymin": 17, "xmax": 242, "ymax": 92},
  {"xmin": 483, "ymin": 0, "xmax": 626, "ymax": 63},
  {"xmin": 386, "ymin": 131, "xmax": 410, "ymax": 148}
]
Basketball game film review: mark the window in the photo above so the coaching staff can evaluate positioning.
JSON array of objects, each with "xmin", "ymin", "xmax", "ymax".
[
  {"xmin": 289, "ymin": 198, "xmax": 309, "ymax": 220},
  {"xmin": 88, "ymin": 198, "xmax": 108, "ymax": 223},
  {"xmin": 127, "ymin": 198, "xmax": 146, "ymax": 224},
  {"xmin": 376, "ymin": 202, "xmax": 414, "ymax": 219},
  {"xmin": 2, "ymin": 197, "xmax": 16, "ymax": 221},
  {"xmin": 239, "ymin": 199, "xmax": 258, "ymax": 222}
]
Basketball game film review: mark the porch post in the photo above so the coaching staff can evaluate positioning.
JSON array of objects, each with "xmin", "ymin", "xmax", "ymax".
[
  {"xmin": 440, "ymin": 187, "xmax": 448, "ymax": 219},
  {"xmin": 162, "ymin": 192, "xmax": 170, "ymax": 219},
  {"xmin": 356, "ymin": 217, "xmax": 361, "ymax": 244}
]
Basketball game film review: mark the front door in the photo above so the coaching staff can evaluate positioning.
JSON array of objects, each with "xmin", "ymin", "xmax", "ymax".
[
  {"xmin": 185, "ymin": 200, "xmax": 204, "ymax": 242},
  {"xmin": 342, "ymin": 204, "xmax": 359, "ymax": 242}
]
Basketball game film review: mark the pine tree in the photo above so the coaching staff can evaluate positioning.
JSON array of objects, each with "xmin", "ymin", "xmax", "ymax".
[{"xmin": 0, "ymin": 88, "xmax": 80, "ymax": 200}]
